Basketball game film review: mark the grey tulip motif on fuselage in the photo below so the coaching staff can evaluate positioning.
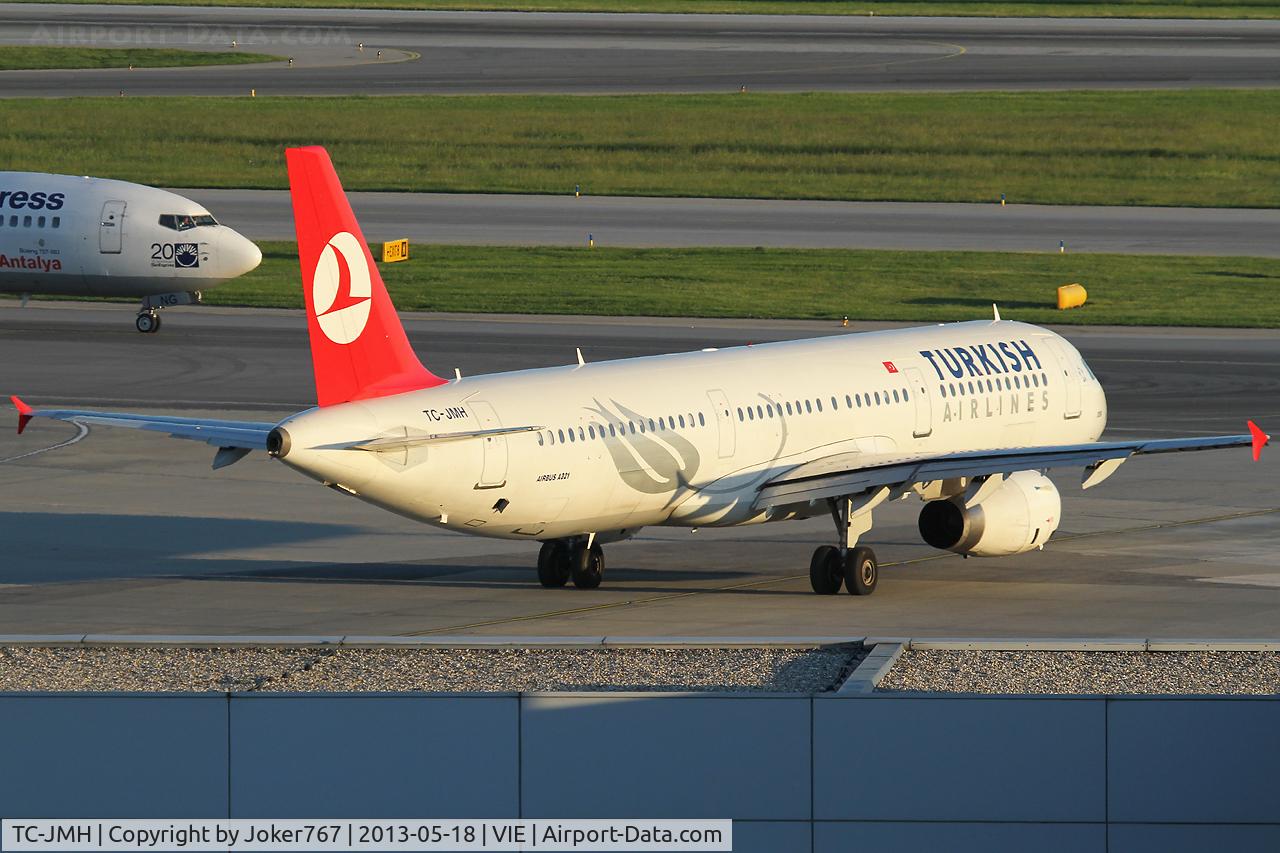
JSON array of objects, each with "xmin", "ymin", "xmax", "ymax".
[{"xmin": 586, "ymin": 398, "xmax": 701, "ymax": 495}]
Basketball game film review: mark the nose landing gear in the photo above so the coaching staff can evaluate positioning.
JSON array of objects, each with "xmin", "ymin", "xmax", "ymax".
[
  {"xmin": 134, "ymin": 291, "xmax": 202, "ymax": 333},
  {"xmin": 135, "ymin": 310, "xmax": 161, "ymax": 334}
]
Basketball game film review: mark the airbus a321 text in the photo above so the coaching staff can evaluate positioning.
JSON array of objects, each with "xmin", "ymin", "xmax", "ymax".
[
  {"xmin": 0, "ymin": 172, "xmax": 262, "ymax": 333},
  {"xmin": 10, "ymin": 148, "xmax": 1271, "ymax": 595}
]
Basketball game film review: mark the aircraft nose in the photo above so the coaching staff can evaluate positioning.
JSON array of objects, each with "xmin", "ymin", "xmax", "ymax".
[
  {"xmin": 238, "ymin": 233, "xmax": 263, "ymax": 276},
  {"xmin": 227, "ymin": 230, "xmax": 262, "ymax": 278}
]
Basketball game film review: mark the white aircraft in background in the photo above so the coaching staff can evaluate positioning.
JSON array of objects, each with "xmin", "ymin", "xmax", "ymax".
[
  {"xmin": 0, "ymin": 172, "xmax": 262, "ymax": 333},
  {"xmin": 10, "ymin": 147, "xmax": 1270, "ymax": 596}
]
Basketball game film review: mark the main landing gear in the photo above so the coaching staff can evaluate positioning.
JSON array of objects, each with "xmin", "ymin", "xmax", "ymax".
[
  {"xmin": 808, "ymin": 489, "xmax": 888, "ymax": 596},
  {"xmin": 537, "ymin": 539, "xmax": 605, "ymax": 590},
  {"xmin": 809, "ymin": 544, "xmax": 878, "ymax": 596}
]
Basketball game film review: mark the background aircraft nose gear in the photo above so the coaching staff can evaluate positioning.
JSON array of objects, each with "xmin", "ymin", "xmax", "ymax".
[{"xmin": 135, "ymin": 310, "xmax": 161, "ymax": 334}]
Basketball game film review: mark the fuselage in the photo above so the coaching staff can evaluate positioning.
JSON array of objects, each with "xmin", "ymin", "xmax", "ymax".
[
  {"xmin": 0, "ymin": 172, "xmax": 261, "ymax": 298},
  {"xmin": 275, "ymin": 319, "xmax": 1107, "ymax": 542}
]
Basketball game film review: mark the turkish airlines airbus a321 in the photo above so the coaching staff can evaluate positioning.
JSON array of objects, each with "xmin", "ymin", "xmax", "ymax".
[{"xmin": 11, "ymin": 147, "xmax": 1271, "ymax": 595}]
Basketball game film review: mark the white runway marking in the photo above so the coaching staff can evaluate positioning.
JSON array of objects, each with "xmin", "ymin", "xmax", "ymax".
[{"xmin": 0, "ymin": 421, "xmax": 89, "ymax": 465}]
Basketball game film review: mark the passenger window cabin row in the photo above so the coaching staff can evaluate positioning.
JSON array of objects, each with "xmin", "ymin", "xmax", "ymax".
[
  {"xmin": 535, "ymin": 383, "xmax": 922, "ymax": 449},
  {"xmin": 941, "ymin": 372, "xmax": 1050, "ymax": 398},
  {"xmin": 0, "ymin": 215, "xmax": 61, "ymax": 229},
  {"xmin": 538, "ymin": 412, "xmax": 709, "ymax": 447},
  {"xmin": 737, "ymin": 388, "xmax": 911, "ymax": 423},
  {"xmin": 534, "ymin": 366, "xmax": 1061, "ymax": 451}
]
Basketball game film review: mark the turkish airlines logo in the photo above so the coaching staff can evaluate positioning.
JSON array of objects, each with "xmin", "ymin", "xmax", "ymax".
[{"xmin": 312, "ymin": 231, "xmax": 371, "ymax": 345}]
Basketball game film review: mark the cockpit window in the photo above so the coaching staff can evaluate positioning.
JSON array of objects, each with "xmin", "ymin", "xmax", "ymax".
[{"xmin": 158, "ymin": 213, "xmax": 218, "ymax": 231}]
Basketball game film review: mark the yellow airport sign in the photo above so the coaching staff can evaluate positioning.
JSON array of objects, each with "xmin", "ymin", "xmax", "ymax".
[{"xmin": 382, "ymin": 239, "xmax": 409, "ymax": 263}]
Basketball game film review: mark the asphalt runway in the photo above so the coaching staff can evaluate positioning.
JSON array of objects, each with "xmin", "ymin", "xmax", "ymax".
[
  {"xmin": 1, "ymin": 302, "xmax": 1277, "ymax": 638},
  {"xmin": 2, "ymin": 6, "xmax": 1279, "ymax": 96},
  {"xmin": 186, "ymin": 188, "xmax": 1280, "ymax": 256}
]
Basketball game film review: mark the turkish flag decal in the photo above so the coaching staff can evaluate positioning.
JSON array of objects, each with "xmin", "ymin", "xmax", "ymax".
[{"xmin": 883, "ymin": 361, "xmax": 899, "ymax": 373}]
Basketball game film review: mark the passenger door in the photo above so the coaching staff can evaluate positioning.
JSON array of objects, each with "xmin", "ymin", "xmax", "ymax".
[
  {"xmin": 905, "ymin": 367, "xmax": 933, "ymax": 438},
  {"xmin": 469, "ymin": 401, "xmax": 508, "ymax": 488},
  {"xmin": 1040, "ymin": 338, "xmax": 1082, "ymax": 419},
  {"xmin": 99, "ymin": 201, "xmax": 126, "ymax": 254}
]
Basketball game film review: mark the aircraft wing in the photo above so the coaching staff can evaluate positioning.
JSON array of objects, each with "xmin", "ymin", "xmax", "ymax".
[
  {"xmin": 11, "ymin": 396, "xmax": 273, "ymax": 467},
  {"xmin": 755, "ymin": 422, "xmax": 1269, "ymax": 510}
]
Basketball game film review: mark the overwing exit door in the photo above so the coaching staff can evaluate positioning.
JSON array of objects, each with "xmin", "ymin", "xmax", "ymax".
[{"xmin": 707, "ymin": 389, "xmax": 735, "ymax": 458}]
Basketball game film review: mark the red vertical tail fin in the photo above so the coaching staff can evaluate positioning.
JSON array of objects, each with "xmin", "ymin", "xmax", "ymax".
[{"xmin": 286, "ymin": 146, "xmax": 445, "ymax": 407}]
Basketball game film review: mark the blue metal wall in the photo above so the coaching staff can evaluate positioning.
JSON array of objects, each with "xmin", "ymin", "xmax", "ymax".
[{"xmin": 2, "ymin": 693, "xmax": 1278, "ymax": 852}]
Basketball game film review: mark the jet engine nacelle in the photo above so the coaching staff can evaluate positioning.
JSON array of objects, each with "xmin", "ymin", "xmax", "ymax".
[{"xmin": 917, "ymin": 470, "xmax": 1061, "ymax": 557}]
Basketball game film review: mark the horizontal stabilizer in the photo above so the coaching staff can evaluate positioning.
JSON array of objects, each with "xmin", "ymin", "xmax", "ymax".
[
  {"xmin": 317, "ymin": 424, "xmax": 543, "ymax": 453},
  {"xmin": 8, "ymin": 399, "xmax": 273, "ymax": 450}
]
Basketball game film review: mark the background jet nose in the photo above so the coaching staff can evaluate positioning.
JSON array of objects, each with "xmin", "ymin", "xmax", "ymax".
[
  {"xmin": 227, "ymin": 231, "xmax": 262, "ymax": 278},
  {"xmin": 235, "ymin": 230, "xmax": 262, "ymax": 274}
]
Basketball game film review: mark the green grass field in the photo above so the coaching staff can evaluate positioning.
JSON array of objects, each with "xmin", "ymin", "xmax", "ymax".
[
  {"xmin": 3, "ymin": 91, "xmax": 1279, "ymax": 207},
  {"xmin": 197, "ymin": 243, "xmax": 1280, "ymax": 328},
  {"xmin": 0, "ymin": 46, "xmax": 281, "ymax": 71},
  {"xmin": 8, "ymin": 0, "xmax": 1280, "ymax": 18}
]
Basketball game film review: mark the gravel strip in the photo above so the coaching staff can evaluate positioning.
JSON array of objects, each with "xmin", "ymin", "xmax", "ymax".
[
  {"xmin": 0, "ymin": 645, "xmax": 862, "ymax": 694},
  {"xmin": 0, "ymin": 646, "xmax": 327, "ymax": 693},
  {"xmin": 262, "ymin": 647, "xmax": 862, "ymax": 693},
  {"xmin": 879, "ymin": 649, "xmax": 1280, "ymax": 695}
]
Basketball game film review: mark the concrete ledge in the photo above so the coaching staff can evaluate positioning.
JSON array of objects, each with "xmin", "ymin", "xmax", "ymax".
[
  {"xmin": 4, "ymin": 635, "xmax": 1278, "ymax": 653},
  {"xmin": 908, "ymin": 638, "xmax": 1148, "ymax": 651},
  {"xmin": 837, "ymin": 642, "xmax": 906, "ymax": 694},
  {"xmin": 600, "ymin": 636, "xmax": 862, "ymax": 648},
  {"xmin": 0, "ymin": 634, "xmax": 865, "ymax": 648},
  {"xmin": 78, "ymin": 634, "xmax": 345, "ymax": 646},
  {"xmin": 1146, "ymin": 639, "xmax": 1280, "ymax": 652},
  {"xmin": 340, "ymin": 636, "xmax": 607, "ymax": 647}
]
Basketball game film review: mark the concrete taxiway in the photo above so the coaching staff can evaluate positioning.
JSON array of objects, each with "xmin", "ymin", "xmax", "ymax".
[
  {"xmin": 186, "ymin": 189, "xmax": 1280, "ymax": 257},
  {"xmin": 2, "ymin": 7, "xmax": 1279, "ymax": 96},
  {"xmin": 0, "ymin": 303, "xmax": 1277, "ymax": 638}
]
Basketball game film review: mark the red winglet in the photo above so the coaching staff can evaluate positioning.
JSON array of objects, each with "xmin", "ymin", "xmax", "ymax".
[
  {"xmin": 1248, "ymin": 420, "xmax": 1269, "ymax": 462},
  {"xmin": 11, "ymin": 395, "xmax": 33, "ymax": 435}
]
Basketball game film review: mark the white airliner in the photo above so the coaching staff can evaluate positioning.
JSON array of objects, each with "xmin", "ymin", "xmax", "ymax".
[
  {"xmin": 0, "ymin": 172, "xmax": 262, "ymax": 332},
  {"xmin": 10, "ymin": 147, "xmax": 1270, "ymax": 595}
]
